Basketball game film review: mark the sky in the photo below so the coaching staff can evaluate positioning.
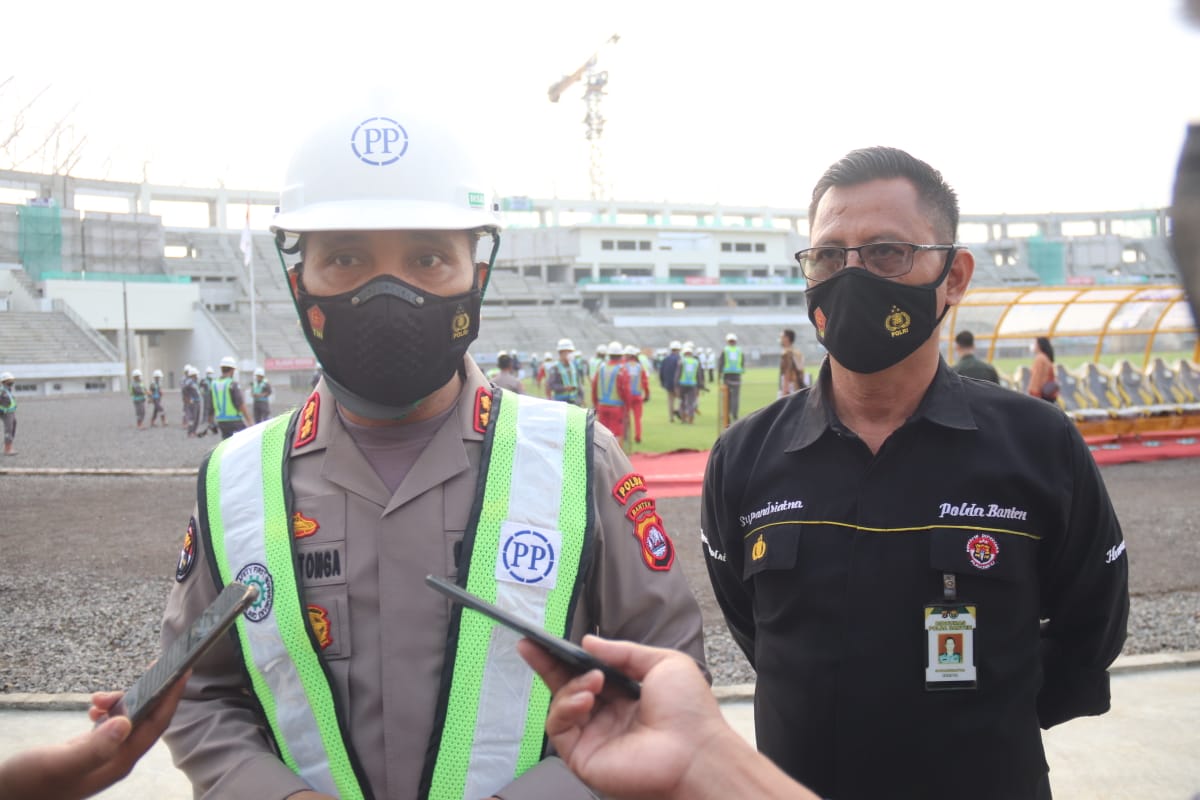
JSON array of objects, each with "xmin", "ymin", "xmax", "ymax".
[{"xmin": 2, "ymin": 0, "xmax": 1198, "ymax": 217}]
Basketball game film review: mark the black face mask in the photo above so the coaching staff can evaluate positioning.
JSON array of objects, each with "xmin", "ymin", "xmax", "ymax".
[
  {"xmin": 806, "ymin": 253, "xmax": 955, "ymax": 374},
  {"xmin": 295, "ymin": 272, "xmax": 480, "ymax": 414}
]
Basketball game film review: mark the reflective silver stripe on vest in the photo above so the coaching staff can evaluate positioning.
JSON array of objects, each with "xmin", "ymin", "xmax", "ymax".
[
  {"xmin": 462, "ymin": 396, "xmax": 576, "ymax": 799},
  {"xmin": 213, "ymin": 426, "xmax": 341, "ymax": 796}
]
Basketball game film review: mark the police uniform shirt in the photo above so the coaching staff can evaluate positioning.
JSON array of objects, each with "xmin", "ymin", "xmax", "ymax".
[
  {"xmin": 163, "ymin": 357, "xmax": 705, "ymax": 800},
  {"xmin": 702, "ymin": 358, "xmax": 1128, "ymax": 800},
  {"xmin": 952, "ymin": 352, "xmax": 1001, "ymax": 384}
]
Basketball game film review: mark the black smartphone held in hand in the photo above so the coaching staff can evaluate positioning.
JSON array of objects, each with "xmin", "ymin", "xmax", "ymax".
[
  {"xmin": 105, "ymin": 581, "xmax": 259, "ymax": 725},
  {"xmin": 425, "ymin": 574, "xmax": 641, "ymax": 699}
]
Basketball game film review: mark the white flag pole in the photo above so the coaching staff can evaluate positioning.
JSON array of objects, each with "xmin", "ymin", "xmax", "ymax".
[{"xmin": 240, "ymin": 203, "xmax": 257, "ymax": 370}]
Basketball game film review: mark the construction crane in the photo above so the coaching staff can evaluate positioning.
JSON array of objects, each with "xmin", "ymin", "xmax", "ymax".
[{"xmin": 548, "ymin": 34, "xmax": 620, "ymax": 200}]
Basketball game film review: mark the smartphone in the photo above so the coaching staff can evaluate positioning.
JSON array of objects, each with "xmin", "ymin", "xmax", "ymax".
[
  {"xmin": 425, "ymin": 574, "xmax": 641, "ymax": 700},
  {"xmin": 104, "ymin": 581, "xmax": 259, "ymax": 725}
]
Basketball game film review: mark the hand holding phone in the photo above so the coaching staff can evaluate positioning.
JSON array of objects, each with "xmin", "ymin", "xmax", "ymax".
[
  {"xmin": 103, "ymin": 581, "xmax": 258, "ymax": 725},
  {"xmin": 425, "ymin": 574, "xmax": 641, "ymax": 699}
]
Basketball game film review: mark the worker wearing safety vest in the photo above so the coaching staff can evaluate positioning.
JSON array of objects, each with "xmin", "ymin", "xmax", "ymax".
[
  {"xmin": 160, "ymin": 100, "xmax": 704, "ymax": 800},
  {"xmin": 591, "ymin": 341, "xmax": 631, "ymax": 443},
  {"xmin": 718, "ymin": 332, "xmax": 745, "ymax": 421},
  {"xmin": 623, "ymin": 344, "xmax": 651, "ymax": 444},
  {"xmin": 675, "ymin": 342, "xmax": 705, "ymax": 424},
  {"xmin": 210, "ymin": 356, "xmax": 253, "ymax": 439}
]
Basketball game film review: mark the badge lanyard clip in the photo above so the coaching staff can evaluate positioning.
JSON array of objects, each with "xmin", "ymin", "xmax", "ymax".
[{"xmin": 942, "ymin": 572, "xmax": 957, "ymax": 602}]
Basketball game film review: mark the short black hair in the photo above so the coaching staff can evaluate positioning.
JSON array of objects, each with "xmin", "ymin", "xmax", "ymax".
[
  {"xmin": 955, "ymin": 330, "xmax": 975, "ymax": 348},
  {"xmin": 782, "ymin": 328, "xmax": 796, "ymax": 345},
  {"xmin": 809, "ymin": 146, "xmax": 959, "ymax": 242},
  {"xmin": 497, "ymin": 354, "xmax": 512, "ymax": 369}
]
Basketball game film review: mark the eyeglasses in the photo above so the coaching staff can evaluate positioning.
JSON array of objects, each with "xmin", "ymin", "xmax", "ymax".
[{"xmin": 794, "ymin": 242, "xmax": 957, "ymax": 282}]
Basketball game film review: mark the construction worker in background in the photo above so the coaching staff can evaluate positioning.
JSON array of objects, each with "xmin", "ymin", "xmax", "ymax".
[
  {"xmin": 0, "ymin": 372, "xmax": 17, "ymax": 456},
  {"xmin": 149, "ymin": 369, "xmax": 167, "ymax": 427},
  {"xmin": 547, "ymin": 337, "xmax": 584, "ymax": 405},
  {"xmin": 252, "ymin": 367, "xmax": 273, "ymax": 423},
  {"xmin": 589, "ymin": 344, "xmax": 606, "ymax": 381},
  {"xmin": 676, "ymin": 342, "xmax": 704, "ymax": 424},
  {"xmin": 593, "ymin": 341, "xmax": 631, "ymax": 446},
  {"xmin": 210, "ymin": 356, "xmax": 252, "ymax": 439},
  {"xmin": 492, "ymin": 352, "xmax": 524, "ymax": 394},
  {"xmin": 572, "ymin": 347, "xmax": 591, "ymax": 403},
  {"xmin": 486, "ymin": 351, "xmax": 506, "ymax": 381},
  {"xmin": 718, "ymin": 332, "xmax": 745, "ymax": 422},
  {"xmin": 659, "ymin": 340, "xmax": 682, "ymax": 422},
  {"xmin": 702, "ymin": 346, "xmax": 716, "ymax": 384},
  {"xmin": 130, "ymin": 369, "xmax": 148, "ymax": 430},
  {"xmin": 198, "ymin": 367, "xmax": 218, "ymax": 437},
  {"xmin": 181, "ymin": 366, "xmax": 202, "ymax": 437},
  {"xmin": 160, "ymin": 100, "xmax": 703, "ymax": 800},
  {"xmin": 623, "ymin": 344, "xmax": 650, "ymax": 444},
  {"xmin": 536, "ymin": 351, "xmax": 552, "ymax": 396}
]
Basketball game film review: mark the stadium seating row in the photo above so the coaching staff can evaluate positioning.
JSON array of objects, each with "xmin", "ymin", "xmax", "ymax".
[{"xmin": 1000, "ymin": 358, "xmax": 1200, "ymax": 435}]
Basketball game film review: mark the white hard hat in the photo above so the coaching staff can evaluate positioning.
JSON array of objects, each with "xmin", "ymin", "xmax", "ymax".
[
  {"xmin": 726, "ymin": 332, "xmax": 737, "ymax": 342},
  {"xmin": 205, "ymin": 366, "xmax": 214, "ymax": 374},
  {"xmin": 188, "ymin": 366, "xmax": 199, "ymax": 376},
  {"xmin": 254, "ymin": 367, "xmax": 265, "ymax": 376},
  {"xmin": 596, "ymin": 344, "xmax": 607, "ymax": 354},
  {"xmin": 624, "ymin": 345, "xmax": 638, "ymax": 356},
  {"xmin": 607, "ymin": 341, "xmax": 624, "ymax": 357},
  {"xmin": 271, "ymin": 100, "xmax": 501, "ymax": 235},
  {"xmin": 557, "ymin": 338, "xmax": 575, "ymax": 352},
  {"xmin": 669, "ymin": 340, "xmax": 682, "ymax": 350},
  {"xmin": 131, "ymin": 369, "xmax": 143, "ymax": 378},
  {"xmin": 543, "ymin": 352, "xmax": 553, "ymax": 360},
  {"xmin": 1, "ymin": 372, "xmax": 13, "ymax": 382},
  {"xmin": 220, "ymin": 356, "xmax": 238, "ymax": 370},
  {"xmin": 683, "ymin": 341, "xmax": 695, "ymax": 354},
  {"xmin": 152, "ymin": 369, "xmax": 163, "ymax": 378}
]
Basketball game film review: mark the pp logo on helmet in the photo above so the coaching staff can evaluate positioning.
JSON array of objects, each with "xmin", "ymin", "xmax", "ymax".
[{"xmin": 351, "ymin": 117, "xmax": 409, "ymax": 166}]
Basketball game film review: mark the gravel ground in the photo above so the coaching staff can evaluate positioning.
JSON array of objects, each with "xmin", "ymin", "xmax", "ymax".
[{"xmin": 1, "ymin": 391, "xmax": 1198, "ymax": 693}]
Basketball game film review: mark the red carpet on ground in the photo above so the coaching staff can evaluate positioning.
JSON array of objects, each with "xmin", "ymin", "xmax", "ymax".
[{"xmin": 631, "ymin": 430, "xmax": 1200, "ymax": 499}]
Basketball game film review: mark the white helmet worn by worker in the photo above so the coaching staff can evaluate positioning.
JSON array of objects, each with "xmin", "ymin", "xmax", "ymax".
[
  {"xmin": 607, "ymin": 341, "xmax": 624, "ymax": 357},
  {"xmin": 557, "ymin": 338, "xmax": 575, "ymax": 352},
  {"xmin": 669, "ymin": 340, "xmax": 682, "ymax": 350},
  {"xmin": 254, "ymin": 367, "xmax": 265, "ymax": 377},
  {"xmin": 152, "ymin": 369, "xmax": 163, "ymax": 378},
  {"xmin": 131, "ymin": 369, "xmax": 143, "ymax": 378},
  {"xmin": 596, "ymin": 344, "xmax": 606, "ymax": 355},
  {"xmin": 683, "ymin": 341, "xmax": 695, "ymax": 354},
  {"xmin": 220, "ymin": 356, "xmax": 238, "ymax": 370},
  {"xmin": 1, "ymin": 372, "xmax": 14, "ymax": 382},
  {"xmin": 726, "ymin": 333, "xmax": 737, "ymax": 343},
  {"xmin": 206, "ymin": 367, "xmax": 214, "ymax": 375},
  {"xmin": 543, "ymin": 352, "xmax": 553, "ymax": 361},
  {"xmin": 624, "ymin": 345, "xmax": 638, "ymax": 356}
]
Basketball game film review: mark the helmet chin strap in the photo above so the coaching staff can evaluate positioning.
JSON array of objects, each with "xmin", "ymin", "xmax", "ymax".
[{"xmin": 321, "ymin": 369, "xmax": 427, "ymax": 422}]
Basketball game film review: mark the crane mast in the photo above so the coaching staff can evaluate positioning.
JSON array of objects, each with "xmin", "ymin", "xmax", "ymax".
[{"xmin": 548, "ymin": 34, "xmax": 619, "ymax": 200}]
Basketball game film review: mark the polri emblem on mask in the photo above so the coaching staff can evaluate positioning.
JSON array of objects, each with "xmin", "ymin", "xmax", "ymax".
[
  {"xmin": 885, "ymin": 306, "xmax": 912, "ymax": 338},
  {"xmin": 451, "ymin": 306, "xmax": 471, "ymax": 340}
]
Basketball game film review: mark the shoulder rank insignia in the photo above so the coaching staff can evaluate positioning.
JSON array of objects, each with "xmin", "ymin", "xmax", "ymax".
[
  {"xmin": 633, "ymin": 512, "xmax": 674, "ymax": 572},
  {"xmin": 473, "ymin": 387, "xmax": 493, "ymax": 434},
  {"xmin": 293, "ymin": 511, "xmax": 320, "ymax": 539},
  {"xmin": 175, "ymin": 517, "xmax": 198, "ymax": 582},
  {"xmin": 294, "ymin": 392, "xmax": 320, "ymax": 448},
  {"xmin": 612, "ymin": 472, "xmax": 647, "ymax": 505}
]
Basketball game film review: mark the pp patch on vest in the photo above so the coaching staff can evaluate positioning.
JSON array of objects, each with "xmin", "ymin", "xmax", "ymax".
[{"xmin": 495, "ymin": 521, "xmax": 562, "ymax": 589}]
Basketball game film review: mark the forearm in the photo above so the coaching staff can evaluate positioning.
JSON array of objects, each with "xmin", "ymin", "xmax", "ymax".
[{"xmin": 677, "ymin": 729, "xmax": 820, "ymax": 800}]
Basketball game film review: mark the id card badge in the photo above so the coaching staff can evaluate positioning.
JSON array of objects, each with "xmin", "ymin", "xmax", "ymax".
[{"xmin": 924, "ymin": 602, "xmax": 977, "ymax": 690}]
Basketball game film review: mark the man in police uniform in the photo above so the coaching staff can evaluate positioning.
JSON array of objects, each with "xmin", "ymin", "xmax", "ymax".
[
  {"xmin": 161, "ymin": 102, "xmax": 703, "ymax": 800},
  {"xmin": 702, "ymin": 147, "xmax": 1128, "ymax": 800}
]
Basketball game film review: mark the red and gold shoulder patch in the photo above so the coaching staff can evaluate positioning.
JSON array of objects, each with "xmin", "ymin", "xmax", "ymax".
[
  {"xmin": 293, "ymin": 511, "xmax": 320, "ymax": 539},
  {"xmin": 612, "ymin": 472, "xmax": 647, "ymax": 505},
  {"xmin": 175, "ymin": 517, "xmax": 197, "ymax": 582},
  {"xmin": 307, "ymin": 604, "xmax": 333, "ymax": 650},
  {"xmin": 633, "ymin": 512, "xmax": 674, "ymax": 572},
  {"xmin": 473, "ymin": 387, "xmax": 493, "ymax": 434},
  {"xmin": 625, "ymin": 497, "xmax": 656, "ymax": 523},
  {"xmin": 294, "ymin": 392, "xmax": 320, "ymax": 448}
]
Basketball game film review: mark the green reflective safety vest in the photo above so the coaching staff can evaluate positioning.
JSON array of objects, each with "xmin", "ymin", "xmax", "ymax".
[
  {"xmin": 679, "ymin": 356, "xmax": 701, "ymax": 386},
  {"xmin": 1, "ymin": 388, "xmax": 17, "ymax": 413},
  {"xmin": 722, "ymin": 345, "xmax": 744, "ymax": 374},
  {"xmin": 211, "ymin": 377, "xmax": 241, "ymax": 422},
  {"xmin": 199, "ymin": 388, "xmax": 593, "ymax": 799}
]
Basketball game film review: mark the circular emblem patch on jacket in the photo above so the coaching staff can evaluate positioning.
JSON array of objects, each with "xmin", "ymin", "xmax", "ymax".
[
  {"xmin": 966, "ymin": 534, "xmax": 1000, "ymax": 570},
  {"xmin": 175, "ymin": 518, "xmax": 198, "ymax": 582},
  {"xmin": 236, "ymin": 563, "xmax": 274, "ymax": 622}
]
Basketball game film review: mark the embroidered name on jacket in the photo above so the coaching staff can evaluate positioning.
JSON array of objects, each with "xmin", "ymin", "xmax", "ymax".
[
  {"xmin": 740, "ymin": 499, "xmax": 805, "ymax": 528},
  {"xmin": 938, "ymin": 502, "xmax": 1028, "ymax": 521}
]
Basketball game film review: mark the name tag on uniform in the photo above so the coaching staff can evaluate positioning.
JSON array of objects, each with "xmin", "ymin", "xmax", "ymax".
[{"xmin": 924, "ymin": 603, "xmax": 977, "ymax": 690}]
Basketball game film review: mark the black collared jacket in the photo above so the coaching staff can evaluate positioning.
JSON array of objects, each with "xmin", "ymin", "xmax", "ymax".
[{"xmin": 702, "ymin": 358, "xmax": 1129, "ymax": 800}]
